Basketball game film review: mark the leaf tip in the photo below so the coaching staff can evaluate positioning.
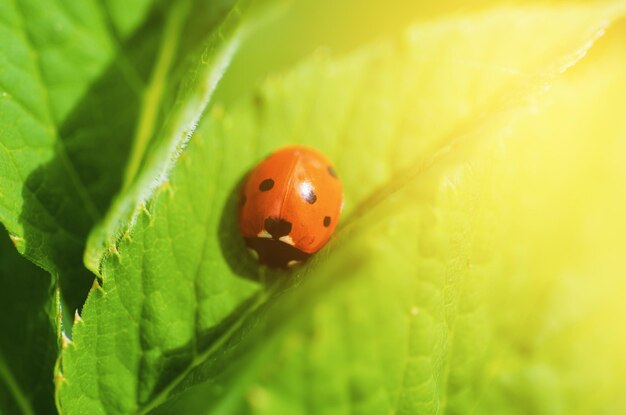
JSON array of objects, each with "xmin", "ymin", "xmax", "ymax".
[
  {"xmin": 61, "ymin": 331, "xmax": 73, "ymax": 349},
  {"xmin": 109, "ymin": 243, "xmax": 121, "ymax": 258},
  {"xmin": 91, "ymin": 278, "xmax": 103, "ymax": 292},
  {"xmin": 73, "ymin": 309, "xmax": 83, "ymax": 325},
  {"xmin": 55, "ymin": 369, "xmax": 67, "ymax": 389},
  {"xmin": 8, "ymin": 234, "xmax": 23, "ymax": 249}
]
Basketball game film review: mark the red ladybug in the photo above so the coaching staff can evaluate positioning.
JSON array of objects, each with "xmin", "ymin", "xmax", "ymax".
[{"xmin": 239, "ymin": 145, "xmax": 343, "ymax": 267}]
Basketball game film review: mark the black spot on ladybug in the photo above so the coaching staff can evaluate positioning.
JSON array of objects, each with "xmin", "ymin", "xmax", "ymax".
[
  {"xmin": 264, "ymin": 217, "xmax": 292, "ymax": 239},
  {"xmin": 259, "ymin": 178, "xmax": 274, "ymax": 191},
  {"xmin": 327, "ymin": 166, "xmax": 337, "ymax": 177},
  {"xmin": 323, "ymin": 216, "xmax": 331, "ymax": 227},
  {"xmin": 304, "ymin": 189, "xmax": 317, "ymax": 204}
]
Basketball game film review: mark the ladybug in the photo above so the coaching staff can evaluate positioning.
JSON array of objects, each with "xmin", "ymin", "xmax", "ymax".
[{"xmin": 239, "ymin": 145, "xmax": 343, "ymax": 268}]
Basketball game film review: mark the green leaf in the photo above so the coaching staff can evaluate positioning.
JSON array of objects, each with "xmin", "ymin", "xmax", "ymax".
[
  {"xmin": 58, "ymin": 2, "xmax": 626, "ymax": 414},
  {"xmin": 0, "ymin": 0, "xmax": 158, "ymax": 310},
  {"xmin": 0, "ymin": 230, "xmax": 56, "ymax": 415}
]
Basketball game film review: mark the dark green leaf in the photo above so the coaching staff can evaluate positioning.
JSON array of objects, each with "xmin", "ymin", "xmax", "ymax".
[{"xmin": 0, "ymin": 230, "xmax": 56, "ymax": 415}]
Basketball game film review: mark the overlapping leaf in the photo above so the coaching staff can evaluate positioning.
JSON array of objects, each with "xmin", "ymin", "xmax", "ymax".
[{"xmin": 0, "ymin": 0, "xmax": 157, "ymax": 309}]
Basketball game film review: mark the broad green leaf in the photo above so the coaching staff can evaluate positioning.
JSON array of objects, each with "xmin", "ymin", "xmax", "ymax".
[
  {"xmin": 58, "ymin": 3, "xmax": 626, "ymax": 414},
  {"xmin": 0, "ymin": 230, "xmax": 56, "ymax": 415},
  {"xmin": 153, "ymin": 5, "xmax": 626, "ymax": 414}
]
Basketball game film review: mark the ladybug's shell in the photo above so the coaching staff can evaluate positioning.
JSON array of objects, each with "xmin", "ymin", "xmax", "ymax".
[{"xmin": 239, "ymin": 146, "xmax": 343, "ymax": 255}]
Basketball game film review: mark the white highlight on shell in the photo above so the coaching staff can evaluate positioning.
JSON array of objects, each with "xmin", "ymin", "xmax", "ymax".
[
  {"xmin": 257, "ymin": 230, "xmax": 272, "ymax": 239},
  {"xmin": 287, "ymin": 260, "xmax": 301, "ymax": 268},
  {"xmin": 299, "ymin": 181, "xmax": 314, "ymax": 200},
  {"xmin": 279, "ymin": 235, "xmax": 294, "ymax": 246}
]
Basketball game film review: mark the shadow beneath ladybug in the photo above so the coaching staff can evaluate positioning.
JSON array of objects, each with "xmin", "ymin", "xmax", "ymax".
[{"xmin": 217, "ymin": 174, "xmax": 261, "ymax": 283}]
